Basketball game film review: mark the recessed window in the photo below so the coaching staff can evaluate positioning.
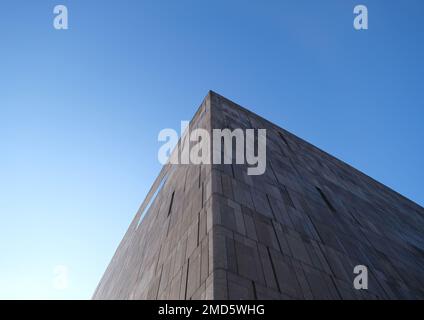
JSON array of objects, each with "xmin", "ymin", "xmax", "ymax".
[
  {"xmin": 136, "ymin": 175, "xmax": 168, "ymax": 229},
  {"xmin": 316, "ymin": 186, "xmax": 336, "ymax": 213},
  {"xmin": 278, "ymin": 131, "xmax": 293, "ymax": 152},
  {"xmin": 167, "ymin": 191, "xmax": 175, "ymax": 216}
]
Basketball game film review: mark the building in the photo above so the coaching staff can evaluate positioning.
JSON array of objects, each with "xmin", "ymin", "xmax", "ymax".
[{"xmin": 93, "ymin": 91, "xmax": 424, "ymax": 299}]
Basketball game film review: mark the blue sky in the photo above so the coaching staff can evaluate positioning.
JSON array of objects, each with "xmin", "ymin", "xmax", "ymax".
[{"xmin": 0, "ymin": 0, "xmax": 423, "ymax": 299}]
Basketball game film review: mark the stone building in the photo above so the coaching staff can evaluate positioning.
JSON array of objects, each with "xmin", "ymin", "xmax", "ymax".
[{"xmin": 93, "ymin": 91, "xmax": 424, "ymax": 300}]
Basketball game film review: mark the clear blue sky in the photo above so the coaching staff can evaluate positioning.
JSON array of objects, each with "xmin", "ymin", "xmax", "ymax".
[{"xmin": 0, "ymin": 0, "xmax": 423, "ymax": 299}]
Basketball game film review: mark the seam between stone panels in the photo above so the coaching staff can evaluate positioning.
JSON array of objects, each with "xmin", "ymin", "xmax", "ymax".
[{"xmin": 184, "ymin": 259, "xmax": 190, "ymax": 300}]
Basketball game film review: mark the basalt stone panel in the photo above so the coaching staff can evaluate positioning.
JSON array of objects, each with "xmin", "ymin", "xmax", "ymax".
[{"xmin": 93, "ymin": 91, "xmax": 424, "ymax": 300}]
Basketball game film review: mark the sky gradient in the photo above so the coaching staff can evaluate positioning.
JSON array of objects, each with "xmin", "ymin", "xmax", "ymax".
[{"xmin": 0, "ymin": 0, "xmax": 423, "ymax": 299}]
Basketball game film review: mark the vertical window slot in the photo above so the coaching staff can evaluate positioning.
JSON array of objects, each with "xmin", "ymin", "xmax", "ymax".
[
  {"xmin": 167, "ymin": 191, "xmax": 175, "ymax": 216},
  {"xmin": 316, "ymin": 186, "xmax": 336, "ymax": 213}
]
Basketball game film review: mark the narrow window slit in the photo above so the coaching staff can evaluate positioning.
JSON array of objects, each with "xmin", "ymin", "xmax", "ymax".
[
  {"xmin": 278, "ymin": 131, "xmax": 293, "ymax": 152},
  {"xmin": 266, "ymin": 247, "xmax": 281, "ymax": 293},
  {"xmin": 316, "ymin": 186, "xmax": 336, "ymax": 212},
  {"xmin": 167, "ymin": 191, "xmax": 175, "ymax": 216},
  {"xmin": 281, "ymin": 185, "xmax": 295, "ymax": 208},
  {"xmin": 136, "ymin": 174, "xmax": 168, "ymax": 229}
]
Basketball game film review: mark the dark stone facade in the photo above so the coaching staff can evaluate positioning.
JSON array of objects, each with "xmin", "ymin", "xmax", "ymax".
[{"xmin": 93, "ymin": 91, "xmax": 424, "ymax": 300}]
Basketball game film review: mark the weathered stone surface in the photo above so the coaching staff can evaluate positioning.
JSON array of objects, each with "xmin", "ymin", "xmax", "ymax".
[{"xmin": 93, "ymin": 91, "xmax": 424, "ymax": 300}]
